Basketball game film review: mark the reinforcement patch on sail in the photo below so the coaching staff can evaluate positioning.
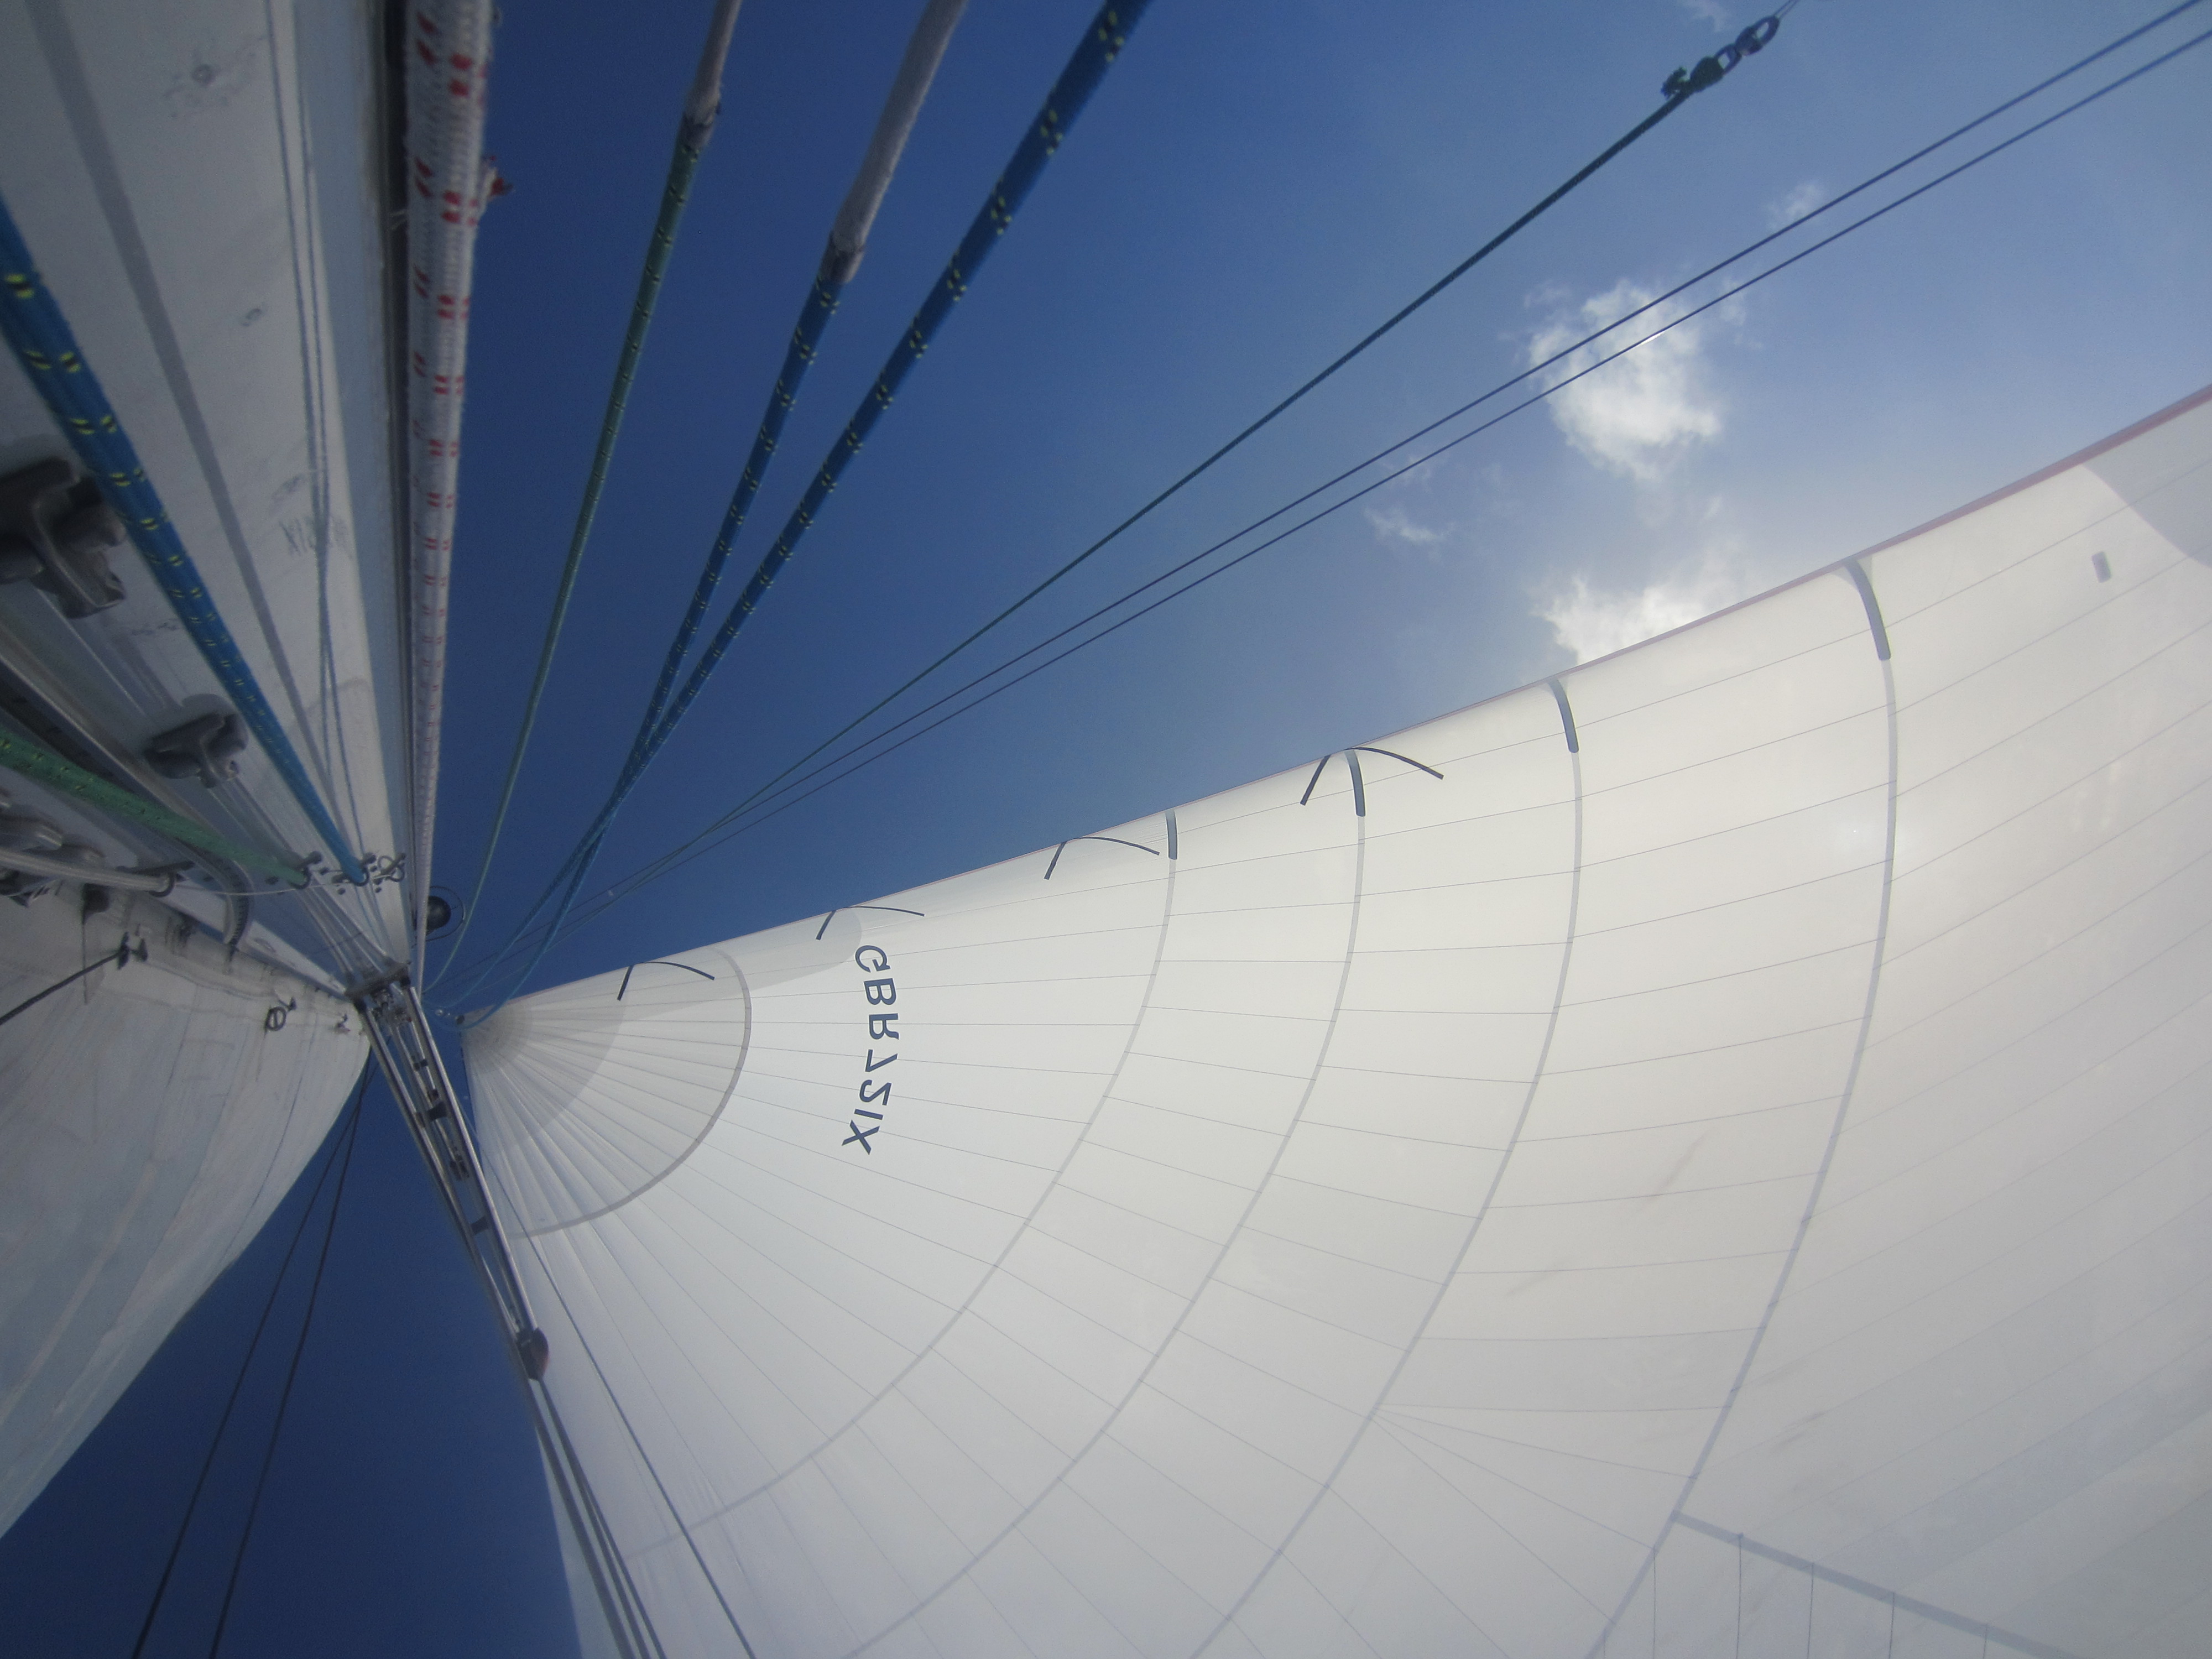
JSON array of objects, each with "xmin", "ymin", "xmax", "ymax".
[
  {"xmin": 465, "ymin": 389, "xmax": 2212, "ymax": 1659},
  {"xmin": 469, "ymin": 951, "xmax": 752, "ymax": 1233}
]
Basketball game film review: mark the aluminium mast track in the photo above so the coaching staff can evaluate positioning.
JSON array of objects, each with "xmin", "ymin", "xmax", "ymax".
[
  {"xmin": 352, "ymin": 975, "xmax": 668, "ymax": 1659},
  {"xmin": 354, "ymin": 975, "xmax": 541, "ymax": 1365}
]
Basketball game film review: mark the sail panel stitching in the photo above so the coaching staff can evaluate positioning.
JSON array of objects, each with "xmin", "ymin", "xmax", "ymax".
[
  {"xmin": 1672, "ymin": 1514, "xmax": 2086, "ymax": 1659},
  {"xmin": 1191, "ymin": 721, "xmax": 1583, "ymax": 1656},
  {"xmin": 1584, "ymin": 632, "xmax": 1901, "ymax": 1657},
  {"xmin": 658, "ymin": 854, "xmax": 1182, "ymax": 1535},
  {"xmin": 834, "ymin": 811, "xmax": 1367, "ymax": 1657}
]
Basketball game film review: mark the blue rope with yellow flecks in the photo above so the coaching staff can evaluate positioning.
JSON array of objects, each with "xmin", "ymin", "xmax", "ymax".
[
  {"xmin": 629, "ymin": 269, "xmax": 843, "ymax": 752},
  {"xmin": 648, "ymin": 4, "xmax": 1149, "ymax": 747},
  {"xmin": 453, "ymin": 0, "xmax": 1150, "ymax": 1014},
  {"xmin": 0, "ymin": 194, "xmax": 367, "ymax": 885}
]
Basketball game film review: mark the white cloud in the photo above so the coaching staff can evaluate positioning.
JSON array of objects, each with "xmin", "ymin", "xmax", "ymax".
[
  {"xmin": 1528, "ymin": 280, "xmax": 1724, "ymax": 482},
  {"xmin": 1678, "ymin": 0, "xmax": 1730, "ymax": 30},
  {"xmin": 1536, "ymin": 550, "xmax": 1751, "ymax": 664},
  {"xmin": 1767, "ymin": 179, "xmax": 1827, "ymax": 228},
  {"xmin": 1365, "ymin": 503, "xmax": 1444, "ymax": 547}
]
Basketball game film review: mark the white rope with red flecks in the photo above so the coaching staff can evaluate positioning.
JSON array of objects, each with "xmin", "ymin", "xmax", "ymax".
[{"xmin": 403, "ymin": 0, "xmax": 496, "ymax": 978}]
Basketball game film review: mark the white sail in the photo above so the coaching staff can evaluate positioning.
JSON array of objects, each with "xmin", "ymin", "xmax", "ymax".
[
  {"xmin": 469, "ymin": 388, "xmax": 2212, "ymax": 1658},
  {"xmin": 0, "ymin": 889, "xmax": 366, "ymax": 1536},
  {"xmin": 0, "ymin": 1, "xmax": 408, "ymax": 1535}
]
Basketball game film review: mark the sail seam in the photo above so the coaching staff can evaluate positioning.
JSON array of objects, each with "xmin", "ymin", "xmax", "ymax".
[
  {"xmin": 520, "ymin": 961, "xmax": 755, "ymax": 1234},
  {"xmin": 661, "ymin": 844, "xmax": 1182, "ymax": 1536},
  {"xmin": 838, "ymin": 813, "xmax": 1368, "ymax": 1658},
  {"xmin": 526, "ymin": 1234, "xmax": 758, "ymax": 1656},
  {"xmin": 1672, "ymin": 1515, "xmax": 2086, "ymax": 1659},
  {"xmin": 1583, "ymin": 607, "xmax": 1903, "ymax": 1658},
  {"xmin": 1191, "ymin": 724, "xmax": 1585, "ymax": 1655},
  {"xmin": 476, "ymin": 1152, "xmax": 698, "ymax": 1658}
]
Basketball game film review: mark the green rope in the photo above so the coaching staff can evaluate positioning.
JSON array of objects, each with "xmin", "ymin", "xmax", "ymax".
[
  {"xmin": 0, "ymin": 728, "xmax": 307, "ymax": 886},
  {"xmin": 438, "ymin": 133, "xmax": 706, "ymax": 972}
]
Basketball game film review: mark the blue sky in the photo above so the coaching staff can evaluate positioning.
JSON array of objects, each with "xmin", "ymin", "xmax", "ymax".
[{"xmin": 4, "ymin": 1, "xmax": 2207, "ymax": 1651}]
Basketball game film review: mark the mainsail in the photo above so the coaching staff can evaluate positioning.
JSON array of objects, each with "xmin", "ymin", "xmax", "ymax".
[
  {"xmin": 0, "ymin": 1, "xmax": 447, "ymax": 1533},
  {"xmin": 467, "ymin": 389, "xmax": 2212, "ymax": 1657}
]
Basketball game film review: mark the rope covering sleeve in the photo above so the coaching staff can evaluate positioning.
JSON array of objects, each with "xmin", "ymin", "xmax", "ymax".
[
  {"xmin": 449, "ymin": 2, "xmax": 2212, "ymax": 980},
  {"xmin": 450, "ymin": 0, "xmax": 1147, "ymax": 1011},
  {"xmin": 0, "ymin": 195, "xmax": 366, "ymax": 884},
  {"xmin": 682, "ymin": 0, "xmax": 749, "ymax": 143},
  {"xmin": 823, "ymin": 0, "xmax": 972, "ymax": 284},
  {"xmin": 439, "ymin": 0, "xmax": 741, "ymax": 977},
  {"xmin": 627, "ymin": 0, "xmax": 972, "ymax": 764}
]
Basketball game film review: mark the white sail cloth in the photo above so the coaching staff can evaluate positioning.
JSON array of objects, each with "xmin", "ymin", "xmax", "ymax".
[
  {"xmin": 0, "ymin": 890, "xmax": 366, "ymax": 1536},
  {"xmin": 0, "ymin": 0, "xmax": 414, "ymax": 975},
  {"xmin": 468, "ymin": 390, "xmax": 2212, "ymax": 1659},
  {"xmin": 0, "ymin": 0, "xmax": 405, "ymax": 1540}
]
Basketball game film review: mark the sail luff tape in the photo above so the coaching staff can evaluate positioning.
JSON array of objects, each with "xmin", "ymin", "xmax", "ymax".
[
  {"xmin": 0, "ymin": 729, "xmax": 309, "ymax": 886},
  {"xmin": 820, "ymin": 0, "xmax": 972, "ymax": 284},
  {"xmin": 0, "ymin": 194, "xmax": 367, "ymax": 885}
]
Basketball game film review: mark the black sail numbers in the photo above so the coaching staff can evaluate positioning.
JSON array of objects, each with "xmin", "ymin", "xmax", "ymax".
[{"xmin": 844, "ymin": 945, "xmax": 898, "ymax": 1152}]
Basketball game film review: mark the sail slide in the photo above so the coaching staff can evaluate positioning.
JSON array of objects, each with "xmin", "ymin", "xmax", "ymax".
[
  {"xmin": 0, "ymin": 4, "xmax": 410, "ymax": 1533},
  {"xmin": 467, "ymin": 389, "xmax": 2212, "ymax": 1659}
]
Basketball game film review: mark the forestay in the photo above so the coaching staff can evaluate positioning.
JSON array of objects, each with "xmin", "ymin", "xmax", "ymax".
[{"xmin": 467, "ymin": 389, "xmax": 2212, "ymax": 1659}]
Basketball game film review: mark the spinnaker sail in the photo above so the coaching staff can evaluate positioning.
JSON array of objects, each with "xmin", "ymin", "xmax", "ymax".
[{"xmin": 468, "ymin": 388, "xmax": 2212, "ymax": 1657}]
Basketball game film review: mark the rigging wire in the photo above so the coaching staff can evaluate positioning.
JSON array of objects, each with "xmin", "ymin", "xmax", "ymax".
[
  {"xmin": 666, "ymin": 0, "xmax": 2212, "ymax": 847},
  {"xmin": 629, "ymin": 4, "xmax": 1786, "ymax": 771},
  {"xmin": 445, "ymin": 9, "xmax": 2212, "ymax": 980},
  {"xmin": 0, "ymin": 202, "xmax": 367, "ymax": 886},
  {"xmin": 202, "ymin": 1087, "xmax": 367, "ymax": 1659},
  {"xmin": 431, "ymin": 0, "xmax": 974, "ymax": 997},
  {"xmin": 440, "ymin": 0, "xmax": 971, "ymax": 994},
  {"xmin": 0, "ymin": 935, "xmax": 138, "ymax": 1029},
  {"xmin": 437, "ymin": 0, "xmax": 747, "ymax": 975},
  {"xmin": 446, "ymin": 0, "xmax": 1156, "ymax": 1011},
  {"xmin": 452, "ymin": 4, "xmax": 1787, "ymax": 1009},
  {"xmin": 625, "ymin": 0, "xmax": 971, "ymax": 758},
  {"xmin": 127, "ymin": 1072, "xmax": 369, "ymax": 1659}
]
